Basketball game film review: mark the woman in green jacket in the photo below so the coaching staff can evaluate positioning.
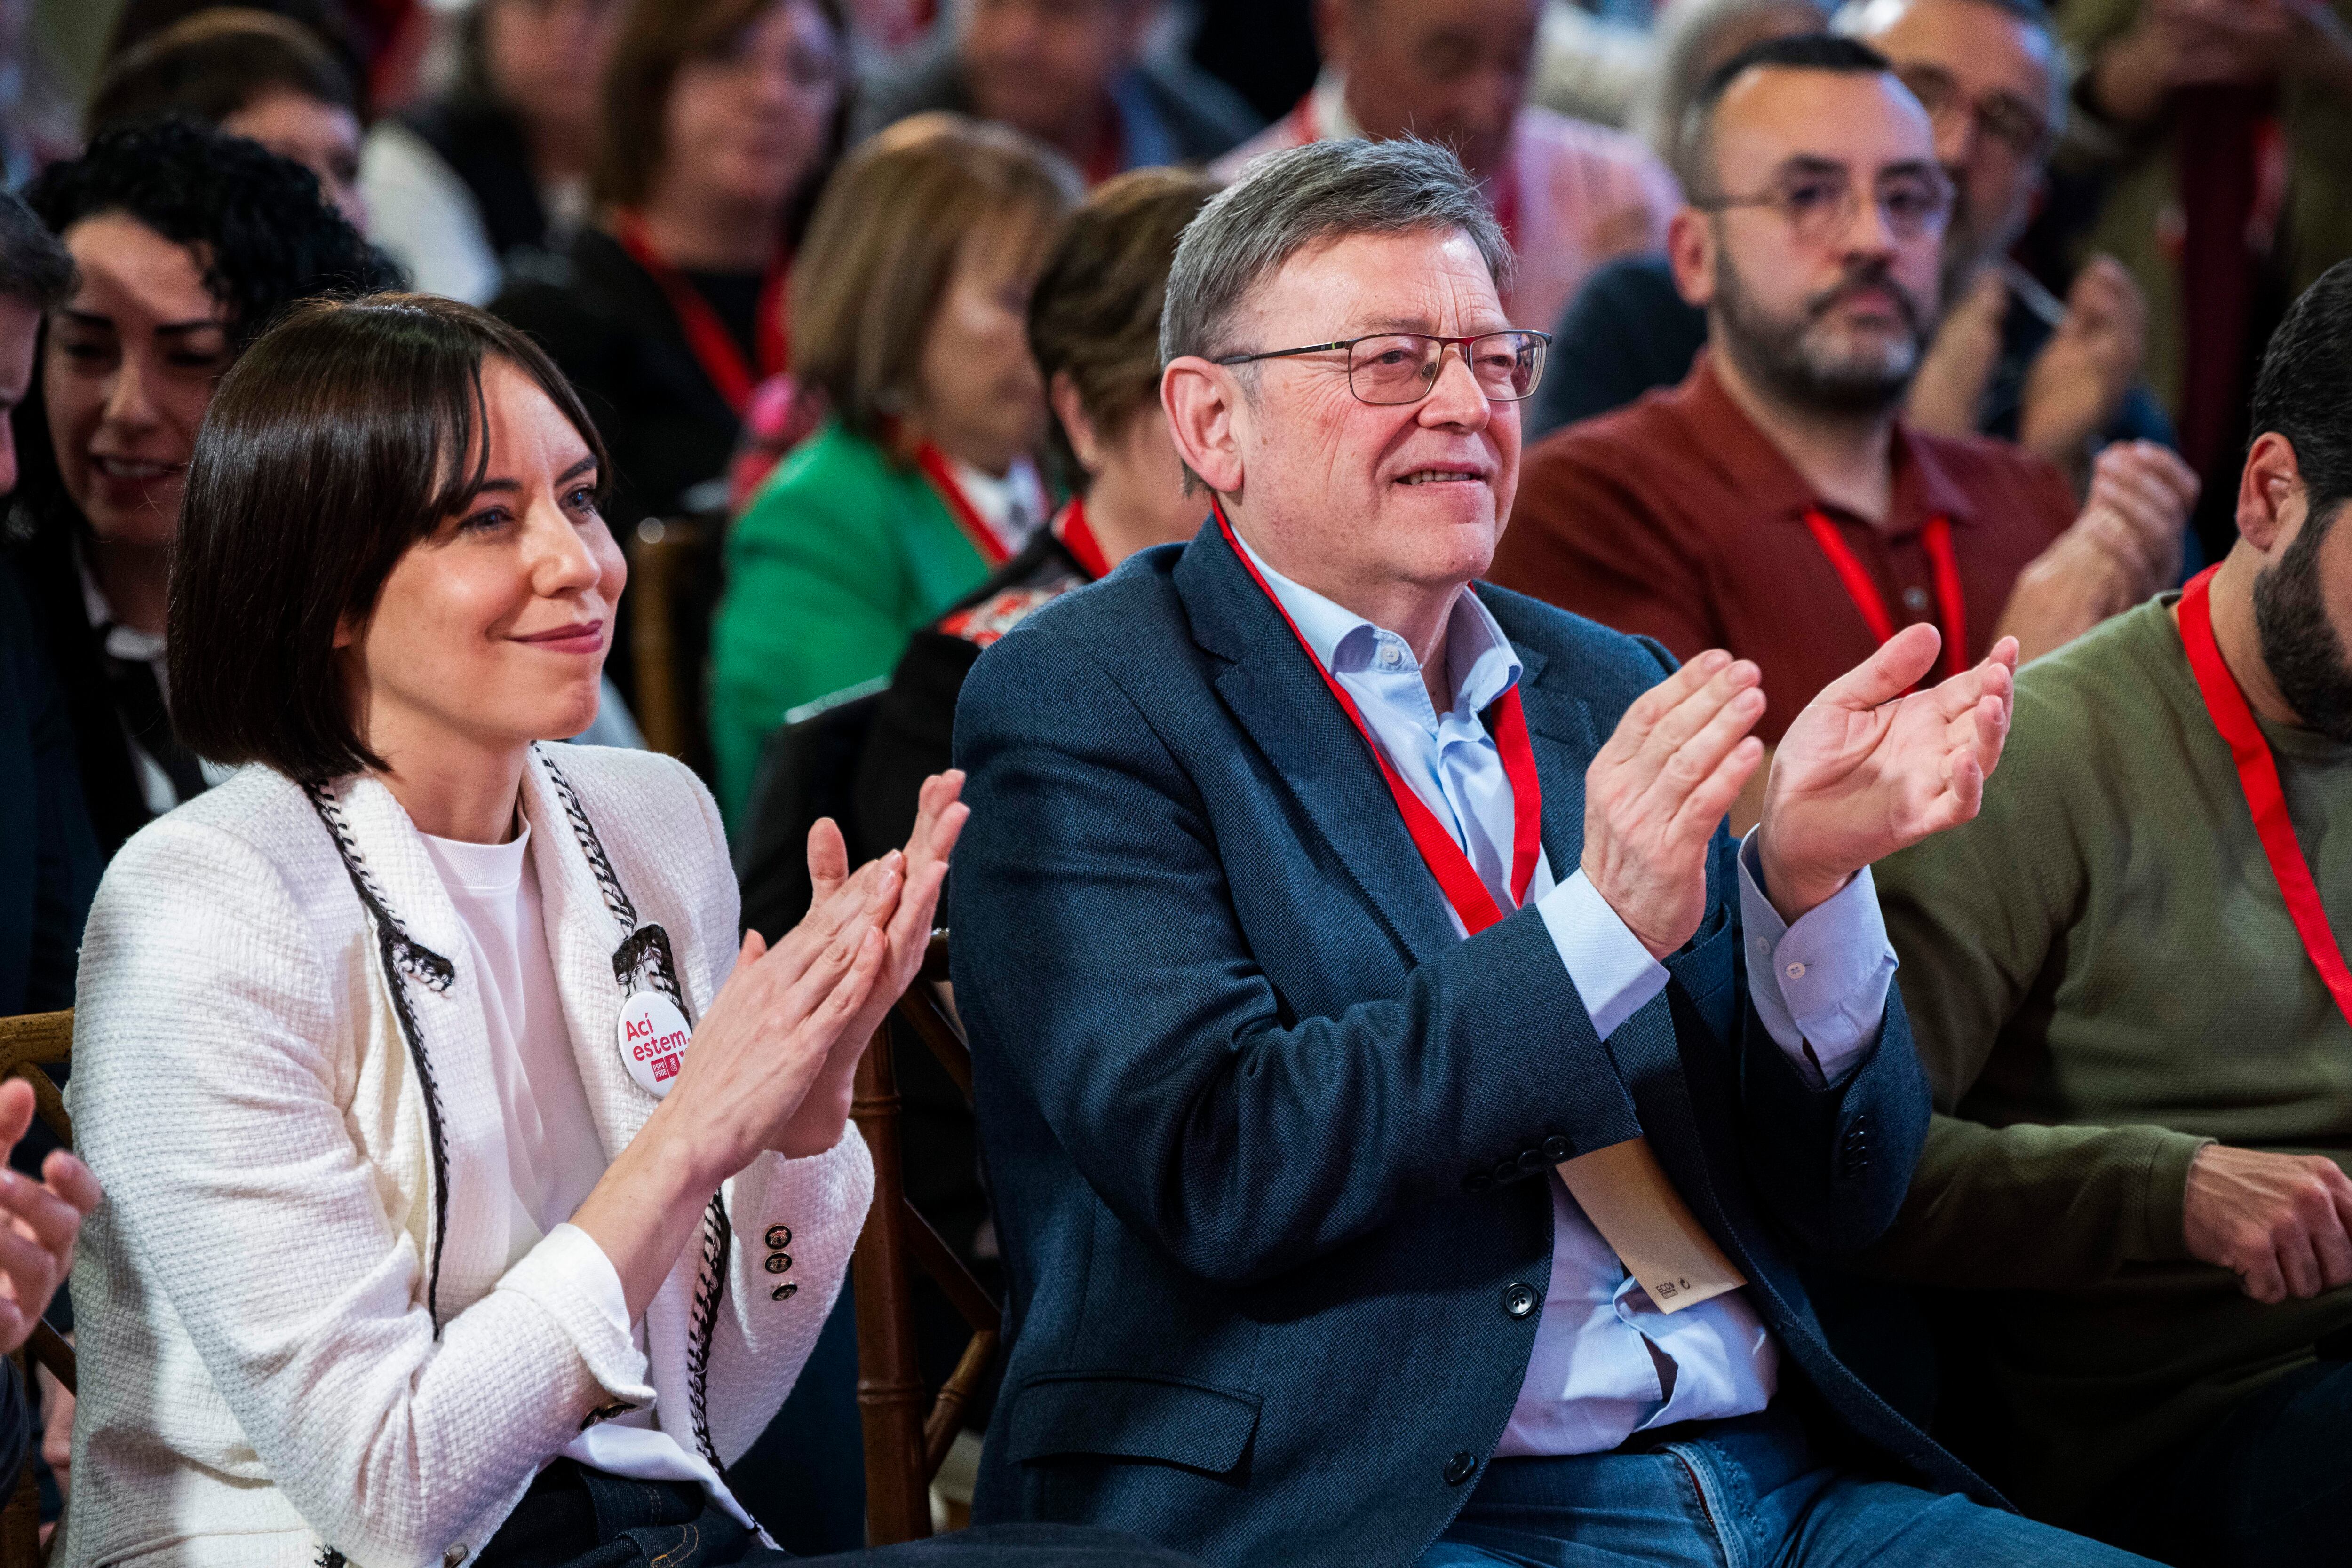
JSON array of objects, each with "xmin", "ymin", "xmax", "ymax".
[{"xmin": 709, "ymin": 113, "xmax": 1078, "ymax": 819}]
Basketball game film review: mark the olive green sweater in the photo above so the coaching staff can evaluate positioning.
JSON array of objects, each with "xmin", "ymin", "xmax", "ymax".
[{"xmin": 1868, "ymin": 595, "xmax": 2352, "ymax": 1528}]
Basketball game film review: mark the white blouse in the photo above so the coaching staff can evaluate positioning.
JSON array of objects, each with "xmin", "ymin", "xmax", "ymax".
[{"xmin": 418, "ymin": 826, "xmax": 757, "ymax": 1528}]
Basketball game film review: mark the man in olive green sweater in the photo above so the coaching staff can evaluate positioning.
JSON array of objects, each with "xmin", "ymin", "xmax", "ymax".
[{"xmin": 1868, "ymin": 261, "xmax": 2352, "ymax": 1566}]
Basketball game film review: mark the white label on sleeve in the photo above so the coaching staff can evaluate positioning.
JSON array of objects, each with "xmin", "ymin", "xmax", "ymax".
[{"xmin": 616, "ymin": 991, "xmax": 693, "ymax": 1098}]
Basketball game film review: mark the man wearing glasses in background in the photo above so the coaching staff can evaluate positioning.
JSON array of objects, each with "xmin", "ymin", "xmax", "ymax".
[
  {"xmin": 1495, "ymin": 36, "xmax": 2196, "ymax": 835},
  {"xmin": 1531, "ymin": 0, "xmax": 2177, "ymax": 490},
  {"xmin": 947, "ymin": 134, "xmax": 2151, "ymax": 1567}
]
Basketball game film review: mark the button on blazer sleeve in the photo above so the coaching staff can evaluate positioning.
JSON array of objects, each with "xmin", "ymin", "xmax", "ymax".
[{"xmin": 947, "ymin": 619, "xmax": 1646, "ymax": 1290}]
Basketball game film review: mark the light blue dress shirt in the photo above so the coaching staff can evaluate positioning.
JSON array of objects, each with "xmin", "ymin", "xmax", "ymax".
[{"xmin": 1233, "ymin": 533, "xmax": 1899, "ymax": 1457}]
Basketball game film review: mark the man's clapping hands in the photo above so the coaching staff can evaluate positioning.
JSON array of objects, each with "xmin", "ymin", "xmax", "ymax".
[{"xmin": 1582, "ymin": 629, "xmax": 2017, "ymax": 958}]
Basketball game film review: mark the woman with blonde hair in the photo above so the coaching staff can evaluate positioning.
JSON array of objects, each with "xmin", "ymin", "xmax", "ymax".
[{"xmin": 707, "ymin": 112, "xmax": 1079, "ymax": 822}]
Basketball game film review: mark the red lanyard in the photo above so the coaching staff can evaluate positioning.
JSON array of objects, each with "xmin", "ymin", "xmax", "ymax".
[
  {"xmin": 1214, "ymin": 501, "xmax": 1540, "ymax": 932},
  {"xmin": 1084, "ymin": 102, "xmax": 1125, "ymax": 187},
  {"xmin": 1052, "ymin": 498, "xmax": 1111, "ymax": 579},
  {"xmin": 612, "ymin": 210, "xmax": 788, "ymax": 417},
  {"xmin": 1803, "ymin": 510, "xmax": 1967, "ymax": 684},
  {"xmin": 914, "ymin": 444, "xmax": 1013, "ymax": 568},
  {"xmin": 2179, "ymin": 565, "xmax": 2352, "ymax": 1031}
]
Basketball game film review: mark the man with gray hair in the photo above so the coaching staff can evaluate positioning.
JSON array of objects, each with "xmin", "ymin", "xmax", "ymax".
[{"xmin": 948, "ymin": 134, "xmax": 2145, "ymax": 1566}]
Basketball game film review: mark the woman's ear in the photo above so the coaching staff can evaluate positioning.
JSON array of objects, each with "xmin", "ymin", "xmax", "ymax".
[{"xmin": 1049, "ymin": 371, "xmax": 1102, "ymax": 475}]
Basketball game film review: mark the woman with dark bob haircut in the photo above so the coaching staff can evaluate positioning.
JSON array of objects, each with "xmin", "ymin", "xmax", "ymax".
[{"xmin": 61, "ymin": 292, "xmax": 1192, "ymax": 1568}]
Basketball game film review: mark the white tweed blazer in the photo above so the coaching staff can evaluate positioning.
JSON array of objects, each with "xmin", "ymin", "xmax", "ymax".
[{"xmin": 60, "ymin": 744, "xmax": 874, "ymax": 1568}]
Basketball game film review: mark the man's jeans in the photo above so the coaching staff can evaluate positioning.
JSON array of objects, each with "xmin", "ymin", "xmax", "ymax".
[{"xmin": 1417, "ymin": 1409, "xmax": 2157, "ymax": 1568}]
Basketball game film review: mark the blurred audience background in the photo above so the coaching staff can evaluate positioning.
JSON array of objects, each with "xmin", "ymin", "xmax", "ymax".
[
  {"xmin": 361, "ymin": 0, "xmax": 621, "ymax": 302},
  {"xmin": 19, "ymin": 0, "xmax": 2338, "ymax": 824}
]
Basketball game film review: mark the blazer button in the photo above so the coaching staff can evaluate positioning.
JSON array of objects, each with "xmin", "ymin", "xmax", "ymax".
[
  {"xmin": 1462, "ymin": 1169, "xmax": 1494, "ymax": 1195},
  {"xmin": 1540, "ymin": 1135, "xmax": 1571, "ymax": 1163},
  {"xmin": 444, "ymin": 1548, "xmax": 469, "ymax": 1568},
  {"xmin": 765, "ymin": 1252, "xmax": 794, "ymax": 1274},
  {"xmin": 1517, "ymin": 1148, "xmax": 1546, "ymax": 1175},
  {"xmin": 764, "ymin": 1225, "xmax": 793, "ymax": 1250},
  {"xmin": 1442, "ymin": 1450, "xmax": 1477, "ymax": 1486},
  {"xmin": 1502, "ymin": 1283, "xmax": 1538, "ymax": 1320},
  {"xmin": 1493, "ymin": 1157, "xmax": 1520, "ymax": 1185}
]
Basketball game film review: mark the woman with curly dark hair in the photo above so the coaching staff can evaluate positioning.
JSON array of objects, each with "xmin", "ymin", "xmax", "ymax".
[{"xmin": 3, "ymin": 116, "xmax": 395, "ymax": 859}]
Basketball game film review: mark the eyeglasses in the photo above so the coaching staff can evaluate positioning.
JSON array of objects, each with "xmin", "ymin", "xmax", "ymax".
[
  {"xmin": 1213, "ymin": 330, "xmax": 1551, "ymax": 405},
  {"xmin": 1895, "ymin": 63, "xmax": 2051, "ymax": 161},
  {"xmin": 1692, "ymin": 166, "xmax": 1955, "ymax": 246}
]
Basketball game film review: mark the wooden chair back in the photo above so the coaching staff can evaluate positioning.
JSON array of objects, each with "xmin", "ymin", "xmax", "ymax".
[
  {"xmin": 625, "ymin": 515, "xmax": 711, "ymax": 768},
  {"xmin": 850, "ymin": 935, "xmax": 1000, "ymax": 1544},
  {"xmin": 0, "ymin": 1011, "xmax": 76, "ymax": 1568}
]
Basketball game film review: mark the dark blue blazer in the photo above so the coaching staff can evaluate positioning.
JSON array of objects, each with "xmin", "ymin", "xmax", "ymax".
[{"xmin": 949, "ymin": 521, "xmax": 1993, "ymax": 1567}]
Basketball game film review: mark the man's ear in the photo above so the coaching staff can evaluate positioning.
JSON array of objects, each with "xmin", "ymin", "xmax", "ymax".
[
  {"xmin": 1161, "ymin": 357, "xmax": 1247, "ymax": 495},
  {"xmin": 1666, "ymin": 206, "xmax": 1715, "ymax": 309},
  {"xmin": 2238, "ymin": 431, "xmax": 2307, "ymax": 558}
]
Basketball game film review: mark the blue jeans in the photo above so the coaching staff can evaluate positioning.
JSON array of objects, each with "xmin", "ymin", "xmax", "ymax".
[{"xmin": 1417, "ymin": 1410, "xmax": 2157, "ymax": 1568}]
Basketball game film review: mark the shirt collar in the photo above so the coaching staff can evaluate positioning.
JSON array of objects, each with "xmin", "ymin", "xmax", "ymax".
[
  {"xmin": 1680, "ymin": 351, "xmax": 1980, "ymax": 534},
  {"xmin": 1310, "ymin": 69, "xmax": 1361, "ymax": 142},
  {"xmin": 946, "ymin": 454, "xmax": 1049, "ymax": 551},
  {"xmin": 76, "ymin": 539, "xmax": 167, "ymax": 665},
  {"xmin": 1229, "ymin": 525, "xmax": 1524, "ymax": 720}
]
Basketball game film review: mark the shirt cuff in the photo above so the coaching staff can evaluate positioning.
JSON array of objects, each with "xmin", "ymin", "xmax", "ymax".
[
  {"xmin": 1537, "ymin": 868, "xmax": 1669, "ymax": 1040},
  {"xmin": 498, "ymin": 1221, "xmax": 654, "ymax": 1410},
  {"xmin": 1737, "ymin": 829, "xmax": 1895, "ymax": 1087}
]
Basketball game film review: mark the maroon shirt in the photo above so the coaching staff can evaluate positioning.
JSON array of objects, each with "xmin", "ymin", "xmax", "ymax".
[{"xmin": 1495, "ymin": 355, "xmax": 2078, "ymax": 743}]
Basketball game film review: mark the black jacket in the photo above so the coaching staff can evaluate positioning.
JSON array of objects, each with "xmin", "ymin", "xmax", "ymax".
[
  {"xmin": 398, "ymin": 95, "xmax": 552, "ymax": 262},
  {"xmin": 0, "ymin": 555, "xmax": 99, "ymax": 1014},
  {"xmin": 5, "ymin": 516, "xmax": 162, "ymax": 861}
]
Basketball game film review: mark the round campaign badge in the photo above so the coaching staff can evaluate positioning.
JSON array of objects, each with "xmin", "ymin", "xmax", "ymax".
[{"xmin": 616, "ymin": 990, "xmax": 693, "ymax": 1098}]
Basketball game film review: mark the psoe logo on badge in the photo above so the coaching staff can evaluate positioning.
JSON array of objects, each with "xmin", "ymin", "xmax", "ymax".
[{"xmin": 615, "ymin": 990, "xmax": 694, "ymax": 1098}]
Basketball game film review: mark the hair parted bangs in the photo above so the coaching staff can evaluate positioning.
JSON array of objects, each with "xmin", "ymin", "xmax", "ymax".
[{"xmin": 169, "ymin": 293, "xmax": 609, "ymax": 784}]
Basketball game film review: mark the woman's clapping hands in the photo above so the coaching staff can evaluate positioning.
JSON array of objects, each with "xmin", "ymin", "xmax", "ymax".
[
  {"xmin": 666, "ymin": 770, "xmax": 969, "ymax": 1170},
  {"xmin": 767, "ymin": 769, "xmax": 969, "ymax": 1158},
  {"xmin": 572, "ymin": 772, "xmax": 967, "ymax": 1319}
]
